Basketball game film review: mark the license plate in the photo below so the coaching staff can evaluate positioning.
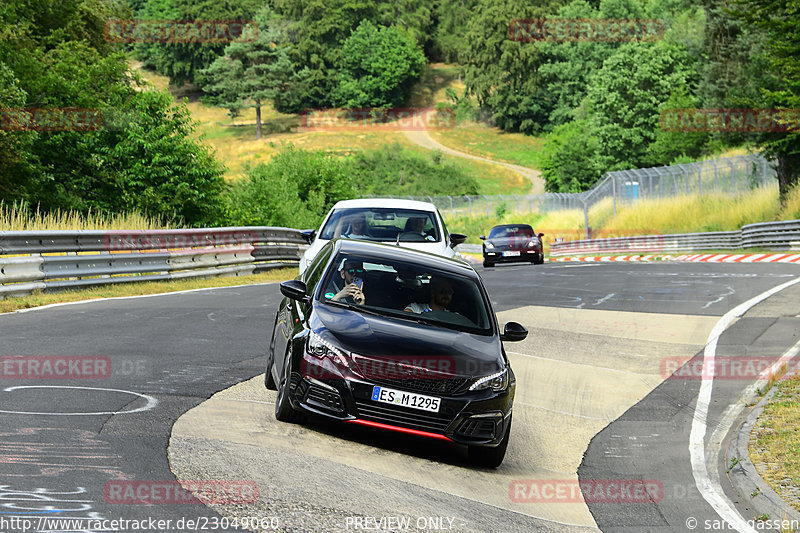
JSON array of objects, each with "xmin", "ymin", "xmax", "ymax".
[
  {"xmin": 371, "ymin": 386, "xmax": 441, "ymax": 413},
  {"xmin": 503, "ymin": 251, "xmax": 521, "ymax": 257}
]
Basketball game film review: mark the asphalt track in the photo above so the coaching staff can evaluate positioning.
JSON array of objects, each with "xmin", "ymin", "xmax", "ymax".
[{"xmin": 1, "ymin": 262, "xmax": 799, "ymax": 533}]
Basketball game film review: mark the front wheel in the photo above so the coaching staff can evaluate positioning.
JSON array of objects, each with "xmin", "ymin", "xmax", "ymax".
[
  {"xmin": 483, "ymin": 260, "xmax": 494, "ymax": 268},
  {"xmin": 274, "ymin": 354, "xmax": 303, "ymax": 423},
  {"xmin": 533, "ymin": 253, "xmax": 544, "ymax": 265},
  {"xmin": 468, "ymin": 416, "xmax": 511, "ymax": 468}
]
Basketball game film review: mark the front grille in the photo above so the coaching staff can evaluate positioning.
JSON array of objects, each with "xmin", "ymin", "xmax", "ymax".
[
  {"xmin": 367, "ymin": 377, "xmax": 470, "ymax": 395},
  {"xmin": 456, "ymin": 418, "xmax": 497, "ymax": 439},
  {"xmin": 354, "ymin": 400, "xmax": 454, "ymax": 433},
  {"xmin": 305, "ymin": 384, "xmax": 345, "ymax": 413}
]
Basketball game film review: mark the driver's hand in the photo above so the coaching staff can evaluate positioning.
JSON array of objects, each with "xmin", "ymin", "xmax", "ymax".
[{"xmin": 335, "ymin": 283, "xmax": 365, "ymax": 304}]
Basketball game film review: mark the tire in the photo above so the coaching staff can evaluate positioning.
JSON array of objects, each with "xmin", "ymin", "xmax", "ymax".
[
  {"xmin": 468, "ymin": 416, "xmax": 511, "ymax": 468},
  {"xmin": 483, "ymin": 260, "xmax": 494, "ymax": 268},
  {"xmin": 274, "ymin": 354, "xmax": 303, "ymax": 423},
  {"xmin": 265, "ymin": 316, "xmax": 278, "ymax": 390},
  {"xmin": 533, "ymin": 253, "xmax": 544, "ymax": 265},
  {"xmin": 265, "ymin": 356, "xmax": 277, "ymax": 390}
]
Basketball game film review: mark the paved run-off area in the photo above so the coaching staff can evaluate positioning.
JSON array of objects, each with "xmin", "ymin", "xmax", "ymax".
[{"xmin": 168, "ymin": 306, "xmax": 720, "ymax": 532}]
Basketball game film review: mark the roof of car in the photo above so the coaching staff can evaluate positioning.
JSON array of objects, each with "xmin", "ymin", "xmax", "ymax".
[
  {"xmin": 332, "ymin": 239, "xmax": 476, "ymax": 277},
  {"xmin": 491, "ymin": 223, "xmax": 533, "ymax": 229},
  {"xmin": 330, "ymin": 198, "xmax": 438, "ymax": 211}
]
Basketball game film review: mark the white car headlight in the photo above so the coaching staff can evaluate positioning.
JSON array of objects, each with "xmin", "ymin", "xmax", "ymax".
[
  {"xmin": 484, "ymin": 241, "xmax": 495, "ymax": 250},
  {"xmin": 469, "ymin": 368, "xmax": 509, "ymax": 392}
]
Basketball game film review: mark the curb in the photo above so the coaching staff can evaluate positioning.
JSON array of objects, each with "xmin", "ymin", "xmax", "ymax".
[
  {"xmin": 726, "ymin": 385, "xmax": 800, "ymax": 524},
  {"xmin": 549, "ymin": 253, "xmax": 800, "ymax": 263}
]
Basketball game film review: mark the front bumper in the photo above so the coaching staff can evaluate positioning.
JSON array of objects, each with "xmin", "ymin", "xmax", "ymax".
[
  {"xmin": 289, "ymin": 353, "xmax": 514, "ymax": 447},
  {"xmin": 483, "ymin": 248, "xmax": 542, "ymax": 263}
]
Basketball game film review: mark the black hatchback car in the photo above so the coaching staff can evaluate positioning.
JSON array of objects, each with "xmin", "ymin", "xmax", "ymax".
[
  {"xmin": 480, "ymin": 224, "xmax": 544, "ymax": 267},
  {"xmin": 266, "ymin": 239, "xmax": 527, "ymax": 467}
]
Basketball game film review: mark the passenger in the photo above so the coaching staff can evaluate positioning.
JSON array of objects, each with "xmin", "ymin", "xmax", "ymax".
[
  {"xmin": 404, "ymin": 217, "xmax": 435, "ymax": 241},
  {"xmin": 341, "ymin": 213, "xmax": 368, "ymax": 238},
  {"xmin": 404, "ymin": 277, "xmax": 454, "ymax": 313},
  {"xmin": 331, "ymin": 259, "xmax": 366, "ymax": 305}
]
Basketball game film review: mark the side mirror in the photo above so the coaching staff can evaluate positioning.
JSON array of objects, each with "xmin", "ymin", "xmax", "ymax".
[
  {"xmin": 479, "ymin": 235, "xmax": 486, "ymax": 240},
  {"xmin": 537, "ymin": 232, "xmax": 544, "ymax": 238},
  {"xmin": 300, "ymin": 229, "xmax": 316, "ymax": 244},
  {"xmin": 500, "ymin": 321, "xmax": 528, "ymax": 342},
  {"xmin": 449, "ymin": 233, "xmax": 467, "ymax": 248},
  {"xmin": 280, "ymin": 280, "xmax": 311, "ymax": 305}
]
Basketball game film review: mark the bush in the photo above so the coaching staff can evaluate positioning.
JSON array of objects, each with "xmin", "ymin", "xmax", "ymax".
[
  {"xmin": 350, "ymin": 143, "xmax": 480, "ymax": 196},
  {"xmin": 225, "ymin": 147, "xmax": 355, "ymax": 228}
]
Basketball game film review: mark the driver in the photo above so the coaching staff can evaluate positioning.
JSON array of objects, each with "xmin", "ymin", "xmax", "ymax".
[
  {"xmin": 404, "ymin": 277, "xmax": 453, "ymax": 313},
  {"xmin": 330, "ymin": 259, "xmax": 366, "ymax": 305}
]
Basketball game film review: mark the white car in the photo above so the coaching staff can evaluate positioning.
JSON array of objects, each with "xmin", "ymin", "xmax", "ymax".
[{"xmin": 298, "ymin": 199, "xmax": 467, "ymax": 274}]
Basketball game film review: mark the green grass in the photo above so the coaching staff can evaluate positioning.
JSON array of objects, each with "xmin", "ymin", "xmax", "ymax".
[
  {"xmin": 751, "ymin": 372, "xmax": 800, "ymax": 514},
  {"xmin": 430, "ymin": 122, "xmax": 545, "ymax": 169}
]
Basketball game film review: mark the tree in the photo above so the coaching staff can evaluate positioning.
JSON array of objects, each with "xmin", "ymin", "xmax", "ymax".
[
  {"xmin": 586, "ymin": 41, "xmax": 695, "ymax": 170},
  {"xmin": 539, "ymin": 119, "xmax": 603, "ymax": 192},
  {"xmin": 461, "ymin": 0, "xmax": 560, "ymax": 133},
  {"xmin": 198, "ymin": 7, "xmax": 300, "ymax": 139},
  {"xmin": 272, "ymin": 0, "xmax": 379, "ymax": 107},
  {"xmin": 133, "ymin": 0, "xmax": 263, "ymax": 86},
  {"xmin": 331, "ymin": 21, "xmax": 425, "ymax": 108},
  {"xmin": 733, "ymin": 0, "xmax": 800, "ymax": 201}
]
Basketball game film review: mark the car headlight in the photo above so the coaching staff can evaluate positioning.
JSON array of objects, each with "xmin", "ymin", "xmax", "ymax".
[
  {"xmin": 469, "ymin": 368, "xmax": 509, "ymax": 392},
  {"xmin": 484, "ymin": 241, "xmax": 495, "ymax": 250},
  {"xmin": 307, "ymin": 331, "xmax": 349, "ymax": 368},
  {"xmin": 527, "ymin": 240, "xmax": 536, "ymax": 248}
]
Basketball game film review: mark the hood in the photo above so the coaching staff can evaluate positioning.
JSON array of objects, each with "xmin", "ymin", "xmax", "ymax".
[
  {"xmin": 487, "ymin": 235, "xmax": 539, "ymax": 250},
  {"xmin": 310, "ymin": 302, "xmax": 502, "ymax": 377}
]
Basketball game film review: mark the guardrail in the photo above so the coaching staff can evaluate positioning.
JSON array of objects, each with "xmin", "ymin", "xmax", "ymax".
[
  {"xmin": 549, "ymin": 220, "xmax": 800, "ymax": 256},
  {"xmin": 0, "ymin": 228, "xmax": 305, "ymax": 299}
]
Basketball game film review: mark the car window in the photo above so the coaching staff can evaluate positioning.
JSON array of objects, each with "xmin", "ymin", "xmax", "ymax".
[
  {"xmin": 319, "ymin": 208, "xmax": 441, "ymax": 242},
  {"xmin": 489, "ymin": 225, "xmax": 533, "ymax": 238},
  {"xmin": 320, "ymin": 253, "xmax": 492, "ymax": 335},
  {"xmin": 304, "ymin": 243, "xmax": 333, "ymax": 292}
]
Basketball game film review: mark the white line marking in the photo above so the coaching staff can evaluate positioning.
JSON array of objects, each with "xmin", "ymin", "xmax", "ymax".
[
  {"xmin": 690, "ymin": 275, "xmax": 800, "ymax": 533},
  {"xmin": 0, "ymin": 385, "xmax": 158, "ymax": 415},
  {"xmin": 0, "ymin": 282, "xmax": 279, "ymax": 317},
  {"xmin": 594, "ymin": 293, "xmax": 615, "ymax": 305}
]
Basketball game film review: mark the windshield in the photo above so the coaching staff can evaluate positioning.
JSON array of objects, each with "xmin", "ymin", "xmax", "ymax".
[
  {"xmin": 489, "ymin": 225, "xmax": 534, "ymax": 239},
  {"xmin": 319, "ymin": 208, "xmax": 441, "ymax": 242},
  {"xmin": 320, "ymin": 253, "xmax": 492, "ymax": 335}
]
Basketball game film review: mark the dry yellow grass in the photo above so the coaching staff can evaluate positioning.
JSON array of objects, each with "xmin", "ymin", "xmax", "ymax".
[
  {"xmin": 604, "ymin": 187, "xmax": 780, "ymax": 234},
  {"xmin": 778, "ymin": 182, "xmax": 800, "ymax": 220},
  {"xmin": 1, "ymin": 201, "xmax": 174, "ymax": 231},
  {"xmin": 0, "ymin": 269, "xmax": 296, "ymax": 314}
]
